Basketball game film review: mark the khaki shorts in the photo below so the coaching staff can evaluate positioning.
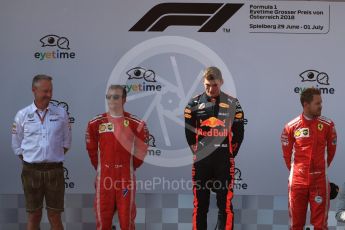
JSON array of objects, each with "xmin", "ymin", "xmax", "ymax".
[{"xmin": 21, "ymin": 162, "xmax": 65, "ymax": 212}]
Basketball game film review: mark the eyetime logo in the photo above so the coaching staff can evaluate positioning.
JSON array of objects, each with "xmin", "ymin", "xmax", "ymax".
[
  {"xmin": 34, "ymin": 35, "xmax": 76, "ymax": 60},
  {"xmin": 147, "ymin": 134, "xmax": 162, "ymax": 157},
  {"xmin": 129, "ymin": 3, "xmax": 244, "ymax": 32},
  {"xmin": 294, "ymin": 70, "xmax": 335, "ymax": 95},
  {"xmin": 234, "ymin": 167, "xmax": 248, "ymax": 190},
  {"xmin": 64, "ymin": 167, "xmax": 75, "ymax": 189},
  {"xmin": 124, "ymin": 67, "xmax": 162, "ymax": 94},
  {"xmin": 50, "ymin": 99, "xmax": 75, "ymax": 123}
]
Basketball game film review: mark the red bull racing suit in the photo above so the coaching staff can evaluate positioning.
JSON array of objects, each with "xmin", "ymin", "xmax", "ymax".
[
  {"xmin": 184, "ymin": 92, "xmax": 245, "ymax": 230},
  {"xmin": 86, "ymin": 112, "xmax": 149, "ymax": 230},
  {"xmin": 281, "ymin": 114, "xmax": 337, "ymax": 230}
]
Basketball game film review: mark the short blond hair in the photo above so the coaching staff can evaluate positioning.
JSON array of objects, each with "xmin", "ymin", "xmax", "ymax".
[
  {"xmin": 108, "ymin": 84, "xmax": 127, "ymax": 99},
  {"xmin": 203, "ymin": 66, "xmax": 222, "ymax": 81}
]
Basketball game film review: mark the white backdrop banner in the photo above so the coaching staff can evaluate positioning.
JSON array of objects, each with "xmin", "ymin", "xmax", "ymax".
[{"xmin": 1, "ymin": 0, "xmax": 344, "ymax": 195}]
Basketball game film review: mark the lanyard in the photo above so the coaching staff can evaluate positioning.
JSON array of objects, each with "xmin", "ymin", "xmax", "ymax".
[{"xmin": 36, "ymin": 110, "xmax": 48, "ymax": 124}]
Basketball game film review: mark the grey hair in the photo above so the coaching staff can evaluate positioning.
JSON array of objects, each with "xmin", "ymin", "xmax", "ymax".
[{"xmin": 32, "ymin": 74, "xmax": 52, "ymax": 88}]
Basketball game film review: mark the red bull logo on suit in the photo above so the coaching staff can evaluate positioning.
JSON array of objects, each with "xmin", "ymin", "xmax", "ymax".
[
  {"xmin": 198, "ymin": 117, "xmax": 228, "ymax": 137},
  {"xmin": 200, "ymin": 117, "xmax": 226, "ymax": 128}
]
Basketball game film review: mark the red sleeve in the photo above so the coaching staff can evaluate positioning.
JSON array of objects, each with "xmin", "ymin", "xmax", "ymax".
[
  {"xmin": 281, "ymin": 124, "xmax": 294, "ymax": 170},
  {"xmin": 133, "ymin": 121, "xmax": 149, "ymax": 169},
  {"xmin": 86, "ymin": 121, "xmax": 99, "ymax": 170},
  {"xmin": 327, "ymin": 122, "xmax": 337, "ymax": 166}
]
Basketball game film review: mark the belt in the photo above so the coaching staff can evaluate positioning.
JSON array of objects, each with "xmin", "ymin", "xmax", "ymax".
[{"xmin": 23, "ymin": 161, "xmax": 63, "ymax": 170}]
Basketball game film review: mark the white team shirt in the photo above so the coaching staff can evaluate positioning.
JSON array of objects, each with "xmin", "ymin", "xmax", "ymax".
[{"xmin": 11, "ymin": 102, "xmax": 72, "ymax": 163}]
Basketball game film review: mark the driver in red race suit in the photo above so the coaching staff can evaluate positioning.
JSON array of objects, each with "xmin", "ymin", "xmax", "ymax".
[
  {"xmin": 86, "ymin": 85, "xmax": 149, "ymax": 230},
  {"xmin": 281, "ymin": 88, "xmax": 337, "ymax": 230},
  {"xmin": 185, "ymin": 67, "xmax": 245, "ymax": 230}
]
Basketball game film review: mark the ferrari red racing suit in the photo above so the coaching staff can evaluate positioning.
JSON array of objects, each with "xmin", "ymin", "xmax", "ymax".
[
  {"xmin": 86, "ymin": 112, "xmax": 149, "ymax": 230},
  {"xmin": 281, "ymin": 114, "xmax": 337, "ymax": 230}
]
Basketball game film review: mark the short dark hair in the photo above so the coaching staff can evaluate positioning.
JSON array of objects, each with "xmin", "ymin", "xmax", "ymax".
[
  {"xmin": 32, "ymin": 74, "xmax": 52, "ymax": 88},
  {"xmin": 300, "ymin": 87, "xmax": 321, "ymax": 107},
  {"xmin": 203, "ymin": 66, "xmax": 223, "ymax": 81},
  {"xmin": 108, "ymin": 85, "xmax": 127, "ymax": 99}
]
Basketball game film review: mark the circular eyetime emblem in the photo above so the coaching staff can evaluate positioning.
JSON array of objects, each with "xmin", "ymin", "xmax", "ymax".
[{"xmin": 107, "ymin": 36, "xmax": 237, "ymax": 167}]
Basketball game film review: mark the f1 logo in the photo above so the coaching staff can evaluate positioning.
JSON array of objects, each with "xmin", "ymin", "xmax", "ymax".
[{"xmin": 129, "ymin": 3, "xmax": 244, "ymax": 32}]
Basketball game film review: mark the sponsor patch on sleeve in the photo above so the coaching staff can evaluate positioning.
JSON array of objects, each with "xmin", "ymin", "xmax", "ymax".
[
  {"xmin": 332, "ymin": 138, "xmax": 337, "ymax": 145},
  {"xmin": 12, "ymin": 123, "xmax": 17, "ymax": 134},
  {"xmin": 219, "ymin": 103, "xmax": 229, "ymax": 108},
  {"xmin": 85, "ymin": 131, "xmax": 90, "ymax": 143},
  {"xmin": 235, "ymin": 112, "xmax": 243, "ymax": 119},
  {"xmin": 184, "ymin": 114, "xmax": 192, "ymax": 119},
  {"xmin": 184, "ymin": 108, "xmax": 192, "ymax": 114},
  {"xmin": 281, "ymin": 134, "xmax": 289, "ymax": 146}
]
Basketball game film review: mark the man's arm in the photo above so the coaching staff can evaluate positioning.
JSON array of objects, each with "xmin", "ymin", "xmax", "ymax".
[
  {"xmin": 231, "ymin": 99, "xmax": 244, "ymax": 157},
  {"xmin": 281, "ymin": 124, "xmax": 294, "ymax": 170},
  {"xmin": 133, "ymin": 121, "xmax": 149, "ymax": 169},
  {"xmin": 327, "ymin": 122, "xmax": 337, "ymax": 166},
  {"xmin": 85, "ymin": 120, "xmax": 99, "ymax": 170},
  {"xmin": 63, "ymin": 110, "xmax": 72, "ymax": 154},
  {"xmin": 11, "ymin": 111, "xmax": 24, "ymax": 160},
  {"xmin": 184, "ymin": 98, "xmax": 197, "ymax": 153}
]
